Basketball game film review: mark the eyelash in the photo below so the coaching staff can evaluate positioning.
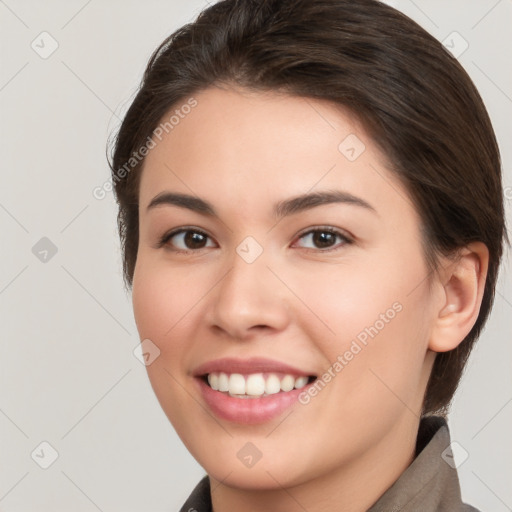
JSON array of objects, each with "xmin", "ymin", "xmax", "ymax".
[{"xmin": 157, "ymin": 226, "xmax": 354, "ymax": 254}]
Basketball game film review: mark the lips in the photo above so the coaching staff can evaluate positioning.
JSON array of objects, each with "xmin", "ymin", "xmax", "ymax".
[
  {"xmin": 193, "ymin": 356, "xmax": 317, "ymax": 378},
  {"xmin": 192, "ymin": 357, "xmax": 318, "ymax": 424}
]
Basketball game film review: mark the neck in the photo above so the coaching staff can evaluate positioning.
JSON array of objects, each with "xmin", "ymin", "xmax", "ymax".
[{"xmin": 210, "ymin": 413, "xmax": 420, "ymax": 512}]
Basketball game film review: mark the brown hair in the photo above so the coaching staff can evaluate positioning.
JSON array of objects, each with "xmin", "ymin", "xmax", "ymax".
[{"xmin": 108, "ymin": 0, "xmax": 508, "ymax": 415}]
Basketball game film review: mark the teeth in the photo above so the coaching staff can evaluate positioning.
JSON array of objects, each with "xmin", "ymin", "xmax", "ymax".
[
  {"xmin": 280, "ymin": 375, "xmax": 295, "ymax": 392},
  {"xmin": 228, "ymin": 373, "xmax": 246, "ymax": 395},
  {"xmin": 208, "ymin": 373, "xmax": 219, "ymax": 391},
  {"xmin": 218, "ymin": 373, "xmax": 229, "ymax": 392},
  {"xmin": 246, "ymin": 373, "xmax": 266, "ymax": 396},
  {"xmin": 294, "ymin": 376, "xmax": 308, "ymax": 388},
  {"xmin": 265, "ymin": 374, "xmax": 281, "ymax": 395},
  {"xmin": 206, "ymin": 372, "xmax": 312, "ymax": 398}
]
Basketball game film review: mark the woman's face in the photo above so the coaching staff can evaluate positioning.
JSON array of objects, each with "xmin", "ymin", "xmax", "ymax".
[{"xmin": 132, "ymin": 85, "xmax": 440, "ymax": 489}]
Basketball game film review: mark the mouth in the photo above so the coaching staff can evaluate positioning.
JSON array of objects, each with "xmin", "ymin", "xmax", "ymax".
[
  {"xmin": 192, "ymin": 357, "xmax": 320, "ymax": 424},
  {"xmin": 200, "ymin": 372, "xmax": 318, "ymax": 399}
]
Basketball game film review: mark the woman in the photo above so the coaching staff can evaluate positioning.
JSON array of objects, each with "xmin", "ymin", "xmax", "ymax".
[{"xmin": 108, "ymin": 0, "xmax": 508, "ymax": 510}]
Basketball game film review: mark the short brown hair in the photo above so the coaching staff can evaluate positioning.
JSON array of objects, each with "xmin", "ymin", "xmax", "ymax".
[{"xmin": 108, "ymin": 0, "xmax": 508, "ymax": 415}]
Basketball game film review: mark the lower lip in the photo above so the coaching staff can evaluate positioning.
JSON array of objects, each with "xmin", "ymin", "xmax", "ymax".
[{"xmin": 196, "ymin": 377, "xmax": 313, "ymax": 425}]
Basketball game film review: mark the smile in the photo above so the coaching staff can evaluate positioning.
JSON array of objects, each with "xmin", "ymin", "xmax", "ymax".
[
  {"xmin": 204, "ymin": 372, "xmax": 316, "ymax": 398},
  {"xmin": 192, "ymin": 357, "xmax": 319, "ymax": 424}
]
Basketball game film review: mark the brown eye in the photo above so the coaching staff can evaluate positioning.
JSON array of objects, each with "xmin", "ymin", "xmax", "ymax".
[
  {"xmin": 295, "ymin": 228, "xmax": 352, "ymax": 251},
  {"xmin": 159, "ymin": 228, "xmax": 215, "ymax": 252},
  {"xmin": 182, "ymin": 231, "xmax": 208, "ymax": 249}
]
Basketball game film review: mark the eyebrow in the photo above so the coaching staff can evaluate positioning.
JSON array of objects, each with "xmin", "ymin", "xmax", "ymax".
[{"xmin": 146, "ymin": 190, "xmax": 377, "ymax": 218}]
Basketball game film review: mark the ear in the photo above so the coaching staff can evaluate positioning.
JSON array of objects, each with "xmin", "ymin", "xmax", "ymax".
[{"xmin": 429, "ymin": 242, "xmax": 489, "ymax": 353}]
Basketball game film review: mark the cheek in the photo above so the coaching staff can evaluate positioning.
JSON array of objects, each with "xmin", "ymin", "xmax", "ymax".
[
  {"xmin": 290, "ymin": 246, "xmax": 432, "ymax": 403},
  {"xmin": 132, "ymin": 260, "xmax": 203, "ymax": 431},
  {"xmin": 131, "ymin": 262, "xmax": 192, "ymax": 382},
  {"xmin": 287, "ymin": 251, "xmax": 423, "ymax": 347},
  {"xmin": 132, "ymin": 258, "xmax": 201, "ymax": 345}
]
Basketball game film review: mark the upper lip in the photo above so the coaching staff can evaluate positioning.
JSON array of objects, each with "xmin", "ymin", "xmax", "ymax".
[{"xmin": 193, "ymin": 357, "xmax": 317, "ymax": 378}]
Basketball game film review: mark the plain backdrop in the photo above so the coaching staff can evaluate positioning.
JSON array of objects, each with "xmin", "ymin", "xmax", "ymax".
[{"xmin": 0, "ymin": 1, "xmax": 511, "ymax": 511}]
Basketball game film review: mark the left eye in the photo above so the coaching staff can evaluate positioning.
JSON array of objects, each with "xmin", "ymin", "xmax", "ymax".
[{"xmin": 294, "ymin": 228, "xmax": 352, "ymax": 251}]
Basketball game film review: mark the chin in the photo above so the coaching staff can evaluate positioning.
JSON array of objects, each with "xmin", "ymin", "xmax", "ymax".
[{"xmin": 199, "ymin": 447, "xmax": 316, "ymax": 491}]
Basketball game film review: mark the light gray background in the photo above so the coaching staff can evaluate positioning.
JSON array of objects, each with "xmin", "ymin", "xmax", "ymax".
[{"xmin": 0, "ymin": 1, "xmax": 511, "ymax": 511}]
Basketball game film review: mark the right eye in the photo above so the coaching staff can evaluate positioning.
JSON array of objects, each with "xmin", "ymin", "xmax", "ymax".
[{"xmin": 158, "ymin": 227, "xmax": 217, "ymax": 253}]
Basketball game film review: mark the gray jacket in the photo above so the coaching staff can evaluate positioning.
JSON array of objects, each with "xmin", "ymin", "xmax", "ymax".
[{"xmin": 179, "ymin": 416, "xmax": 480, "ymax": 511}]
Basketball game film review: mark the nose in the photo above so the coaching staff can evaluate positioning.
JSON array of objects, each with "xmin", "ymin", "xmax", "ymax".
[{"xmin": 205, "ymin": 244, "xmax": 291, "ymax": 341}]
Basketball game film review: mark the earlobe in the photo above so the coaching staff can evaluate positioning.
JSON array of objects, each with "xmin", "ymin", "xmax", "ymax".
[{"xmin": 428, "ymin": 242, "xmax": 489, "ymax": 353}]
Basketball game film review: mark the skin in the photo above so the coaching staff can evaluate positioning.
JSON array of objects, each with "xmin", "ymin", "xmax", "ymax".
[{"xmin": 131, "ymin": 85, "xmax": 488, "ymax": 512}]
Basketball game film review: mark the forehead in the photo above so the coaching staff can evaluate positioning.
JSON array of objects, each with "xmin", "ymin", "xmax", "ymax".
[{"xmin": 138, "ymin": 86, "xmax": 412, "ymax": 221}]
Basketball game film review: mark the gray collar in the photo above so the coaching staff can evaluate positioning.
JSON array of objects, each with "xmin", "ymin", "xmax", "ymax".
[{"xmin": 368, "ymin": 415, "xmax": 479, "ymax": 511}]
